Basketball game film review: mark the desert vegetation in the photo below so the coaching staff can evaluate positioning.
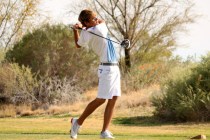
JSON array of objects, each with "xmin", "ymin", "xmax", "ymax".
[
  {"xmin": 0, "ymin": 0, "xmax": 209, "ymax": 129},
  {"xmin": 0, "ymin": 22, "xmax": 209, "ymax": 124},
  {"xmin": 153, "ymin": 54, "xmax": 210, "ymax": 122}
]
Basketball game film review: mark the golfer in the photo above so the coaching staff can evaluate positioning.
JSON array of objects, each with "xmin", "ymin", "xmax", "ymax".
[{"xmin": 70, "ymin": 9, "xmax": 121, "ymax": 139}]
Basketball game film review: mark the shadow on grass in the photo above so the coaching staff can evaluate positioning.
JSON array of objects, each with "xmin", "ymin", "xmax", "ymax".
[{"xmin": 113, "ymin": 116, "xmax": 177, "ymax": 126}]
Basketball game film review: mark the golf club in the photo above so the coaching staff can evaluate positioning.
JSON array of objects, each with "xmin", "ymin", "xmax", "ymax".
[{"xmin": 69, "ymin": 25, "xmax": 130, "ymax": 49}]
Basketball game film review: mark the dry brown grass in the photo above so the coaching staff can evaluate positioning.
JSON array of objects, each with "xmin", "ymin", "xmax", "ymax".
[
  {"xmin": 117, "ymin": 84, "xmax": 160, "ymax": 109},
  {"xmin": 114, "ymin": 84, "xmax": 160, "ymax": 117},
  {"xmin": 0, "ymin": 85, "xmax": 160, "ymax": 117},
  {"xmin": 0, "ymin": 104, "xmax": 16, "ymax": 118}
]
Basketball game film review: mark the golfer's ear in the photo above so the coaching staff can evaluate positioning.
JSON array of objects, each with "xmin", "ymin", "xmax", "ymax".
[{"xmin": 82, "ymin": 22, "xmax": 88, "ymax": 27}]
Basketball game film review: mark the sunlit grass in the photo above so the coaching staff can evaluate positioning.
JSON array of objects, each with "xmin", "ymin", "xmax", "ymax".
[
  {"xmin": 0, "ymin": 86, "xmax": 210, "ymax": 139},
  {"xmin": 0, "ymin": 133, "xmax": 192, "ymax": 140},
  {"xmin": 0, "ymin": 116, "xmax": 210, "ymax": 140}
]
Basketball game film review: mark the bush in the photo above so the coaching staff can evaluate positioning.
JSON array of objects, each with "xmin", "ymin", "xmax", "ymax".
[
  {"xmin": 121, "ymin": 61, "xmax": 175, "ymax": 92},
  {"xmin": 0, "ymin": 62, "xmax": 82, "ymax": 107},
  {"xmin": 0, "ymin": 48, "xmax": 5, "ymax": 64},
  {"xmin": 152, "ymin": 53, "xmax": 210, "ymax": 122},
  {"xmin": 0, "ymin": 63, "xmax": 37, "ymax": 104},
  {"xmin": 32, "ymin": 76, "xmax": 82, "ymax": 110},
  {"xmin": 5, "ymin": 24, "xmax": 98, "ymax": 90}
]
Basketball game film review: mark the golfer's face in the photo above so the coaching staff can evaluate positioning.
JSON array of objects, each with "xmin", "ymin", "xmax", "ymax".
[{"xmin": 87, "ymin": 15, "xmax": 99, "ymax": 27}]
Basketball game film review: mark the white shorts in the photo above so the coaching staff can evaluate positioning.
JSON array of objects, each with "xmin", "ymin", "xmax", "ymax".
[{"xmin": 97, "ymin": 65, "xmax": 121, "ymax": 99}]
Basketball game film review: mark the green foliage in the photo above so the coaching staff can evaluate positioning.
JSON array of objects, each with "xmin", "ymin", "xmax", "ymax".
[
  {"xmin": 131, "ymin": 40, "xmax": 174, "ymax": 64},
  {"xmin": 121, "ymin": 58, "xmax": 180, "ymax": 92},
  {"xmin": 152, "ymin": 53, "xmax": 210, "ymax": 122},
  {"xmin": 5, "ymin": 24, "xmax": 98, "ymax": 90},
  {"xmin": 122, "ymin": 63, "xmax": 162, "ymax": 92},
  {"xmin": 1, "ymin": 24, "xmax": 99, "ymax": 107},
  {"xmin": 0, "ymin": 63, "xmax": 37, "ymax": 104},
  {"xmin": 0, "ymin": 48, "xmax": 5, "ymax": 64},
  {"xmin": 0, "ymin": 62, "xmax": 83, "ymax": 107}
]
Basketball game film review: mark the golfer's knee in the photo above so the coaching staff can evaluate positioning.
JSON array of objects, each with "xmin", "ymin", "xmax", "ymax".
[
  {"xmin": 110, "ymin": 96, "xmax": 118, "ymax": 102},
  {"xmin": 107, "ymin": 96, "xmax": 118, "ymax": 105},
  {"xmin": 95, "ymin": 98, "xmax": 106, "ymax": 105}
]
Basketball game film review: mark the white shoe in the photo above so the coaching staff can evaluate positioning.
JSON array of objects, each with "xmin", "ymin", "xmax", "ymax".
[
  {"xmin": 70, "ymin": 118, "xmax": 80, "ymax": 139},
  {"xmin": 100, "ymin": 130, "xmax": 115, "ymax": 139}
]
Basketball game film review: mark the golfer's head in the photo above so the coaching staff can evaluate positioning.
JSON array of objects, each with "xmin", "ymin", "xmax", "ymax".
[{"xmin": 78, "ymin": 9, "xmax": 99, "ymax": 28}]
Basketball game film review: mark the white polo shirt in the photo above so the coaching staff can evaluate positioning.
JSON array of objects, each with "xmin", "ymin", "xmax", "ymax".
[
  {"xmin": 77, "ymin": 22, "xmax": 121, "ymax": 99},
  {"xmin": 77, "ymin": 23, "xmax": 117, "ymax": 63}
]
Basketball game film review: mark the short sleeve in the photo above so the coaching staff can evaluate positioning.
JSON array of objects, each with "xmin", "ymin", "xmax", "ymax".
[{"xmin": 77, "ymin": 30, "xmax": 91, "ymax": 48}]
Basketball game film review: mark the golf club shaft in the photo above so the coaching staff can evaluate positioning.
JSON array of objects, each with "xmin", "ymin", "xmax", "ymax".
[{"xmin": 70, "ymin": 26, "xmax": 121, "ymax": 45}]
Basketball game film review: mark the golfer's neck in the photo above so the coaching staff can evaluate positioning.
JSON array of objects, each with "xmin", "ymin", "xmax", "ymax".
[{"xmin": 86, "ymin": 26, "xmax": 93, "ymax": 29}]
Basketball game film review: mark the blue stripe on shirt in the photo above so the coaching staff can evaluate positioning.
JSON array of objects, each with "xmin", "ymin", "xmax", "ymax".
[{"xmin": 107, "ymin": 36, "xmax": 117, "ymax": 62}]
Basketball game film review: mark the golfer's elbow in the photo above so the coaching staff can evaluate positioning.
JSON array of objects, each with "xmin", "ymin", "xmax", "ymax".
[
  {"xmin": 75, "ymin": 43, "xmax": 81, "ymax": 48},
  {"xmin": 74, "ymin": 40, "xmax": 81, "ymax": 48}
]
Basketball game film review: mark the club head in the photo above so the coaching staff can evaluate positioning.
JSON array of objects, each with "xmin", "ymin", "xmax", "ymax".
[{"xmin": 121, "ymin": 39, "xmax": 130, "ymax": 49}]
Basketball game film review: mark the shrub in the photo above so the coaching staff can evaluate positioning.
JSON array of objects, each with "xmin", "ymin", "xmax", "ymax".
[
  {"xmin": 121, "ymin": 61, "xmax": 173, "ymax": 92},
  {"xmin": 0, "ymin": 63, "xmax": 37, "ymax": 104},
  {"xmin": 152, "ymin": 53, "xmax": 210, "ymax": 122},
  {"xmin": 0, "ymin": 62, "xmax": 82, "ymax": 108},
  {"xmin": 5, "ymin": 24, "xmax": 98, "ymax": 90},
  {"xmin": 32, "ymin": 76, "xmax": 82, "ymax": 110},
  {"xmin": 0, "ymin": 48, "xmax": 6, "ymax": 64}
]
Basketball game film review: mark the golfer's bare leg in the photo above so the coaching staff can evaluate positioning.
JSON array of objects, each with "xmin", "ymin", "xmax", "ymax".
[
  {"xmin": 77, "ymin": 98, "xmax": 106, "ymax": 125},
  {"xmin": 102, "ymin": 96, "xmax": 118, "ymax": 131}
]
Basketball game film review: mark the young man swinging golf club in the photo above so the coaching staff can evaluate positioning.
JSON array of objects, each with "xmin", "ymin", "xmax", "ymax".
[{"xmin": 70, "ymin": 9, "xmax": 121, "ymax": 139}]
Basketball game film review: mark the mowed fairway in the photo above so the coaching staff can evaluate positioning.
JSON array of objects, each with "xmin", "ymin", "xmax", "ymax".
[
  {"xmin": 0, "ymin": 115, "xmax": 210, "ymax": 140},
  {"xmin": 0, "ymin": 86, "xmax": 210, "ymax": 140}
]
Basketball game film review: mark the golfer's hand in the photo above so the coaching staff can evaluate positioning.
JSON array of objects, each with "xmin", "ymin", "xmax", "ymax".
[
  {"xmin": 73, "ymin": 23, "xmax": 83, "ymax": 30},
  {"xmin": 98, "ymin": 19, "xmax": 105, "ymax": 24}
]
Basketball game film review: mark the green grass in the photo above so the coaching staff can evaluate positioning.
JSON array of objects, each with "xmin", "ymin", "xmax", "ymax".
[
  {"xmin": 0, "ymin": 115, "xmax": 210, "ymax": 140},
  {"xmin": 0, "ymin": 134, "xmax": 189, "ymax": 140}
]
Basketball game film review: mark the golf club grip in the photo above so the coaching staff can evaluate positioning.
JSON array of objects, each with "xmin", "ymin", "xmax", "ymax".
[
  {"xmin": 68, "ymin": 24, "xmax": 125, "ymax": 45},
  {"xmin": 69, "ymin": 25, "xmax": 82, "ymax": 30}
]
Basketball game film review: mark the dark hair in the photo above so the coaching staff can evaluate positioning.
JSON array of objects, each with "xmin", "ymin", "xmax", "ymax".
[{"xmin": 78, "ymin": 9, "xmax": 96, "ymax": 26}]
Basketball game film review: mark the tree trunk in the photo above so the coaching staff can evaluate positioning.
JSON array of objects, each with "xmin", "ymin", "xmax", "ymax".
[{"xmin": 124, "ymin": 48, "xmax": 131, "ymax": 72}]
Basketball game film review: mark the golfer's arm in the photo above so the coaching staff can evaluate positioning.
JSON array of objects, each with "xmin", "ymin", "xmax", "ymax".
[{"xmin": 73, "ymin": 29, "xmax": 81, "ymax": 48}]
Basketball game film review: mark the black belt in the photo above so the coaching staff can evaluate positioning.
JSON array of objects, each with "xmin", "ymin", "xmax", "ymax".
[{"xmin": 100, "ymin": 63, "xmax": 118, "ymax": 66}]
